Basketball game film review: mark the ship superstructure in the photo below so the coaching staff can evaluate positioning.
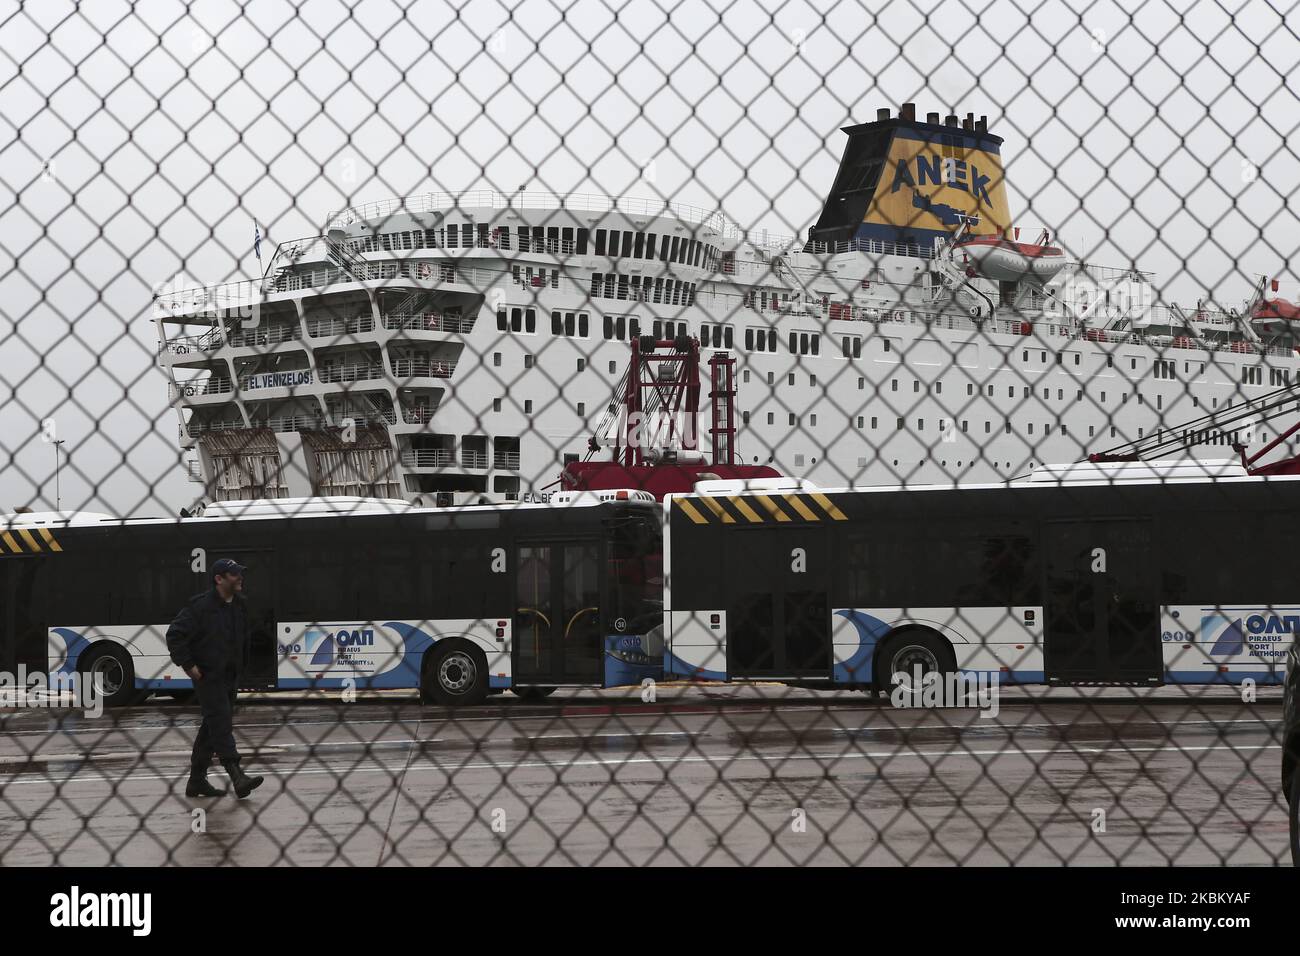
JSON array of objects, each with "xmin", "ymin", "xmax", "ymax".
[{"xmin": 154, "ymin": 105, "xmax": 1300, "ymax": 504}]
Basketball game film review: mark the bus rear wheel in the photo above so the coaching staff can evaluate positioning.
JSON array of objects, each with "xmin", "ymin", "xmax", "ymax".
[
  {"xmin": 875, "ymin": 630, "xmax": 956, "ymax": 694},
  {"xmin": 421, "ymin": 642, "xmax": 489, "ymax": 706},
  {"xmin": 80, "ymin": 645, "xmax": 138, "ymax": 708},
  {"xmin": 513, "ymin": 686, "xmax": 557, "ymax": 701}
]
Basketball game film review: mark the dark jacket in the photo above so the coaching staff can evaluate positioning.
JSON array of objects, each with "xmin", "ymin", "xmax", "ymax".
[{"xmin": 166, "ymin": 588, "xmax": 251, "ymax": 677}]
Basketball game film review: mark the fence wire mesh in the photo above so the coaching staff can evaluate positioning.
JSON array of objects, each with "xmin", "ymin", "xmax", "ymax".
[{"xmin": 0, "ymin": 0, "xmax": 1298, "ymax": 867}]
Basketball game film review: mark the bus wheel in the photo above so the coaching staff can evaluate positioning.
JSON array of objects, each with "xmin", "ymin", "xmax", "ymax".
[
  {"xmin": 513, "ymin": 686, "xmax": 557, "ymax": 701},
  {"xmin": 876, "ymin": 630, "xmax": 955, "ymax": 694},
  {"xmin": 1289, "ymin": 764, "xmax": 1300, "ymax": 867},
  {"xmin": 421, "ymin": 642, "xmax": 489, "ymax": 706},
  {"xmin": 80, "ymin": 645, "xmax": 138, "ymax": 708}
]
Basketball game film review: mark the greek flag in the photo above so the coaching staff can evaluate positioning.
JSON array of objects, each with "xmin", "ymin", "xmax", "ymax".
[{"xmin": 254, "ymin": 223, "xmax": 262, "ymax": 263}]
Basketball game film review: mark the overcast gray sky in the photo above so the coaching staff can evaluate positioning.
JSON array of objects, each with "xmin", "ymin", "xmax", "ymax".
[{"xmin": 2, "ymin": 0, "xmax": 1297, "ymax": 516}]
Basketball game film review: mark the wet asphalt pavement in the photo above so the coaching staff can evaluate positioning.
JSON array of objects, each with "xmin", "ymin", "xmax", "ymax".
[{"xmin": 0, "ymin": 684, "xmax": 1288, "ymax": 865}]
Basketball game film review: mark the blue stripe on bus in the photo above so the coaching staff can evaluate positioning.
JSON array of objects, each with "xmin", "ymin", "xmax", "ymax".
[
  {"xmin": 832, "ymin": 609, "xmax": 892, "ymax": 684},
  {"xmin": 663, "ymin": 649, "xmax": 725, "ymax": 682}
]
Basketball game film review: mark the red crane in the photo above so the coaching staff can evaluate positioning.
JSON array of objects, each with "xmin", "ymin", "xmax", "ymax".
[{"xmin": 560, "ymin": 335, "xmax": 780, "ymax": 499}]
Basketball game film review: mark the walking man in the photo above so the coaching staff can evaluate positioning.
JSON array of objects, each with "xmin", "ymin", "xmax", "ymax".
[{"xmin": 166, "ymin": 558, "xmax": 265, "ymax": 799}]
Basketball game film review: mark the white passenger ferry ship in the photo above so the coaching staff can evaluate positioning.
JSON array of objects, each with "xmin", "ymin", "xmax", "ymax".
[{"xmin": 154, "ymin": 105, "xmax": 1300, "ymax": 504}]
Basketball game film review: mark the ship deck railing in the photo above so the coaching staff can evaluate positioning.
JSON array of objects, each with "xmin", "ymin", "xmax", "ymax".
[
  {"xmin": 306, "ymin": 315, "xmax": 375, "ymax": 337},
  {"xmin": 400, "ymin": 448, "xmax": 455, "ymax": 468},
  {"xmin": 317, "ymin": 363, "xmax": 386, "ymax": 383},
  {"xmin": 383, "ymin": 311, "xmax": 474, "ymax": 333},
  {"xmin": 324, "ymin": 190, "xmax": 798, "ymax": 251},
  {"xmin": 390, "ymin": 359, "xmax": 454, "ymax": 379},
  {"xmin": 168, "ymin": 377, "xmax": 232, "ymax": 399}
]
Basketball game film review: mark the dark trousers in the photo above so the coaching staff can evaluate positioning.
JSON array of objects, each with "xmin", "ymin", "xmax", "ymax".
[{"xmin": 191, "ymin": 666, "xmax": 240, "ymax": 772}]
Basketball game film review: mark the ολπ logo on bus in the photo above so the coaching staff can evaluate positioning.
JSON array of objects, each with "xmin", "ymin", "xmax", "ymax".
[
  {"xmin": 1198, "ymin": 610, "xmax": 1300, "ymax": 657},
  {"xmin": 280, "ymin": 627, "xmax": 376, "ymax": 658}
]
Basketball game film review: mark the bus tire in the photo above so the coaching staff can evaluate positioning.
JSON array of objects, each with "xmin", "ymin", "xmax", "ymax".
[
  {"xmin": 874, "ymin": 628, "xmax": 956, "ymax": 694},
  {"xmin": 513, "ymin": 686, "xmax": 557, "ymax": 701},
  {"xmin": 79, "ymin": 644, "xmax": 138, "ymax": 708},
  {"xmin": 421, "ymin": 641, "xmax": 489, "ymax": 706},
  {"xmin": 1289, "ymin": 763, "xmax": 1300, "ymax": 867}
]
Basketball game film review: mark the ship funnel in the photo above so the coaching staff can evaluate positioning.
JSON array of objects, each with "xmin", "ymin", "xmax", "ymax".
[
  {"xmin": 876, "ymin": 108, "xmax": 890, "ymax": 121},
  {"xmin": 806, "ymin": 106, "xmax": 1011, "ymax": 249}
]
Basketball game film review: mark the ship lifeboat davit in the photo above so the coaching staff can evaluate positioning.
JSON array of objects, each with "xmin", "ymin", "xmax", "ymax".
[
  {"xmin": 954, "ymin": 236, "xmax": 1066, "ymax": 282},
  {"xmin": 1250, "ymin": 298, "xmax": 1300, "ymax": 335}
]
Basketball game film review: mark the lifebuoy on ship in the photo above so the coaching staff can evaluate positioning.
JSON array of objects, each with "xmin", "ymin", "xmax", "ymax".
[{"xmin": 954, "ymin": 235, "xmax": 1066, "ymax": 282}]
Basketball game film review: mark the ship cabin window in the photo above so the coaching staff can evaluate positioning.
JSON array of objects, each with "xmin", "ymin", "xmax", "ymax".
[
  {"xmin": 811, "ymin": 414, "xmax": 817, "ymax": 426},
  {"xmin": 871, "ymin": 417, "xmax": 878, "ymax": 429},
  {"xmin": 858, "ymin": 377, "xmax": 865, "ymax": 390},
  {"xmin": 767, "ymin": 413, "xmax": 775, "ymax": 425},
  {"xmin": 493, "ymin": 398, "xmax": 501, "ymax": 412},
  {"xmin": 789, "ymin": 413, "xmax": 796, "ymax": 426},
  {"xmin": 595, "ymin": 230, "xmax": 606, "ymax": 256},
  {"xmin": 578, "ymin": 403, "xmax": 585, "ymax": 416},
  {"xmin": 788, "ymin": 373, "xmax": 795, "ymax": 386},
  {"xmin": 1271, "ymin": 368, "xmax": 1290, "ymax": 386},
  {"xmin": 1154, "ymin": 359, "xmax": 1175, "ymax": 380},
  {"xmin": 577, "ymin": 229, "xmax": 588, "ymax": 254},
  {"xmin": 497, "ymin": 308, "xmax": 537, "ymax": 334},
  {"xmin": 842, "ymin": 336, "xmax": 863, "ymax": 359},
  {"xmin": 493, "ymin": 352, "xmax": 501, "ymax": 367},
  {"xmin": 891, "ymin": 380, "xmax": 898, "ymax": 392},
  {"xmin": 670, "ymin": 237, "xmax": 680, "ymax": 262},
  {"xmin": 742, "ymin": 411, "xmax": 750, "ymax": 425},
  {"xmin": 603, "ymin": 314, "xmax": 632, "ymax": 340},
  {"xmin": 577, "ymin": 359, "xmax": 585, "ymax": 372},
  {"xmin": 788, "ymin": 331, "xmax": 820, "ymax": 355},
  {"xmin": 524, "ymin": 354, "xmax": 534, "ymax": 368},
  {"xmin": 525, "ymin": 400, "xmax": 533, "ymax": 414},
  {"xmin": 700, "ymin": 323, "xmax": 734, "ymax": 349},
  {"xmin": 746, "ymin": 328, "xmax": 778, "ymax": 353},
  {"xmin": 645, "ymin": 234, "xmax": 657, "ymax": 258},
  {"xmin": 609, "ymin": 361, "xmax": 617, "ymax": 374},
  {"xmin": 551, "ymin": 311, "xmax": 589, "ymax": 338},
  {"xmin": 1242, "ymin": 366, "xmax": 1262, "ymax": 386}
]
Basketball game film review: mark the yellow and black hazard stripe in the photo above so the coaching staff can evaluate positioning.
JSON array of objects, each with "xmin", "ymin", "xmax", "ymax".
[
  {"xmin": 0, "ymin": 526, "xmax": 64, "ymax": 555},
  {"xmin": 674, "ymin": 491, "xmax": 849, "ymax": 525}
]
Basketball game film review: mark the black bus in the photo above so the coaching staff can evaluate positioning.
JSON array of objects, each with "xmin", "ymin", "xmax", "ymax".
[
  {"xmin": 1, "ymin": 492, "xmax": 662, "ymax": 707},
  {"xmin": 664, "ymin": 471, "xmax": 1300, "ymax": 689}
]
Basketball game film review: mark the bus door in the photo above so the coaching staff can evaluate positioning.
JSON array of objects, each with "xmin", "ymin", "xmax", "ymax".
[
  {"xmin": 726, "ymin": 526, "xmax": 830, "ymax": 679},
  {"xmin": 236, "ymin": 549, "xmax": 277, "ymax": 689},
  {"xmin": 1044, "ymin": 519, "xmax": 1161, "ymax": 683},
  {"xmin": 513, "ymin": 539, "xmax": 602, "ymax": 685}
]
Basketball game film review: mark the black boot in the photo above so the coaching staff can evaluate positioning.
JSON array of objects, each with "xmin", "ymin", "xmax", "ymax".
[
  {"xmin": 185, "ymin": 765, "xmax": 227, "ymax": 798},
  {"xmin": 221, "ymin": 758, "xmax": 264, "ymax": 799}
]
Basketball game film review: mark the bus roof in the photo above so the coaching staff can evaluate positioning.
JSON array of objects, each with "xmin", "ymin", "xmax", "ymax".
[{"xmin": 1, "ymin": 491, "xmax": 659, "ymax": 532}]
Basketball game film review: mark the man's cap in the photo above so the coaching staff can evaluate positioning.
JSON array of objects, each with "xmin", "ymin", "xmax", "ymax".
[{"xmin": 212, "ymin": 558, "xmax": 246, "ymax": 577}]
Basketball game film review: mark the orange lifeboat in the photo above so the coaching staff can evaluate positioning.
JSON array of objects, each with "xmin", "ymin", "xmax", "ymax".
[
  {"xmin": 955, "ymin": 234, "xmax": 1066, "ymax": 282},
  {"xmin": 1251, "ymin": 298, "xmax": 1300, "ymax": 336}
]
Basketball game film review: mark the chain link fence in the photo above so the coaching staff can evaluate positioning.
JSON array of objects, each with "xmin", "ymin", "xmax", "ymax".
[{"xmin": 0, "ymin": 0, "xmax": 1297, "ymax": 867}]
